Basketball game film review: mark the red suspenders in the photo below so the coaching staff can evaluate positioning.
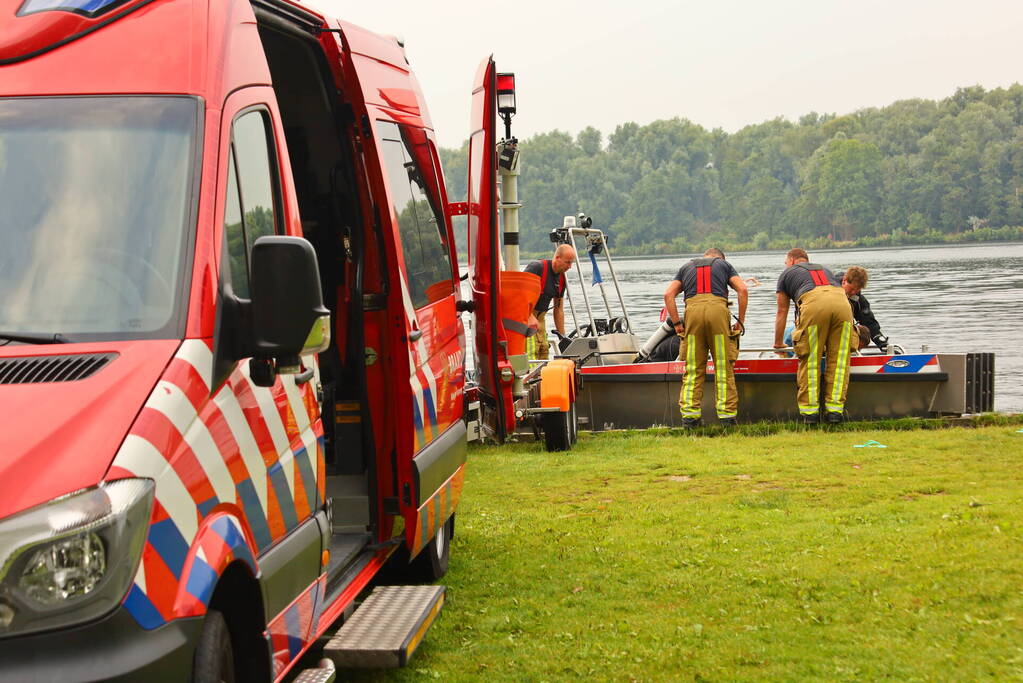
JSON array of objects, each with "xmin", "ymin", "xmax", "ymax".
[
  {"xmin": 696, "ymin": 265, "xmax": 712, "ymax": 294},
  {"xmin": 796, "ymin": 262, "xmax": 832, "ymax": 287},
  {"xmin": 539, "ymin": 259, "xmax": 566, "ymax": 298}
]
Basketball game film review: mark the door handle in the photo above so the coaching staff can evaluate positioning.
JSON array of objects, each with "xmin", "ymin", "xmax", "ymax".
[
  {"xmin": 295, "ymin": 367, "xmax": 315, "ymax": 385},
  {"xmin": 409, "ymin": 329, "xmax": 423, "ymax": 342}
]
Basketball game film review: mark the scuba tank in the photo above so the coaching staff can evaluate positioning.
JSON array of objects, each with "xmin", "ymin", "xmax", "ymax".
[{"xmin": 633, "ymin": 319, "xmax": 676, "ymax": 363}]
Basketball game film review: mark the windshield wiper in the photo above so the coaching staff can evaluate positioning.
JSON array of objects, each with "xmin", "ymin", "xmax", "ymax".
[{"xmin": 0, "ymin": 331, "xmax": 71, "ymax": 345}]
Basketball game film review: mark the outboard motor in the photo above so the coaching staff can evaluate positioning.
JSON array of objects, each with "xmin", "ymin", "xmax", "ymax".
[{"xmin": 633, "ymin": 319, "xmax": 676, "ymax": 363}]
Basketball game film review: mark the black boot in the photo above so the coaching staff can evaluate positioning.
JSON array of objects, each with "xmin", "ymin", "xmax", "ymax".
[
  {"xmin": 681, "ymin": 417, "xmax": 701, "ymax": 428},
  {"xmin": 802, "ymin": 413, "xmax": 820, "ymax": 425},
  {"xmin": 825, "ymin": 411, "xmax": 844, "ymax": 424},
  {"xmin": 719, "ymin": 417, "xmax": 737, "ymax": 427}
]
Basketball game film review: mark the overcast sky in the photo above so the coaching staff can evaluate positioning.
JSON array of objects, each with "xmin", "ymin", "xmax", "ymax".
[{"xmin": 313, "ymin": 0, "xmax": 1023, "ymax": 149}]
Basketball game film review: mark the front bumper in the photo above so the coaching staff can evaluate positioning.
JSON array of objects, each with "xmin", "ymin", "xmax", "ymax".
[{"xmin": 0, "ymin": 606, "xmax": 201, "ymax": 683}]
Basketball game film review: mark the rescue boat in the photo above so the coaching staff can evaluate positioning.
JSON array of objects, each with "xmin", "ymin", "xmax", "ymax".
[{"xmin": 529, "ymin": 222, "xmax": 995, "ymax": 431}]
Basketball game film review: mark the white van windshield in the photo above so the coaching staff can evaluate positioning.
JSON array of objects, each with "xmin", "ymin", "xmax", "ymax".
[{"xmin": 0, "ymin": 96, "xmax": 199, "ymax": 342}]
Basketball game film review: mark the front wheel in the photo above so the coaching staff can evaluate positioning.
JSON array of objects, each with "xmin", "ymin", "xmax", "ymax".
[
  {"xmin": 191, "ymin": 609, "xmax": 235, "ymax": 683},
  {"xmin": 408, "ymin": 515, "xmax": 453, "ymax": 582}
]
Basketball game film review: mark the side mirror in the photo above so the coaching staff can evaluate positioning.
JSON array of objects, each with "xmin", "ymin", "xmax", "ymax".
[{"xmin": 250, "ymin": 236, "xmax": 330, "ymax": 380}]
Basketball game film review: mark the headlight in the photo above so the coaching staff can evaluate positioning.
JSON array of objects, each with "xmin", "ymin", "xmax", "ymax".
[{"xmin": 0, "ymin": 479, "xmax": 154, "ymax": 638}]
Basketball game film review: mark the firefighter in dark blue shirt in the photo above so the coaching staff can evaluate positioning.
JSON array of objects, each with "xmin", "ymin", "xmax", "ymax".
[
  {"xmin": 523, "ymin": 244, "xmax": 576, "ymax": 360},
  {"xmin": 663, "ymin": 248, "xmax": 748, "ymax": 427},
  {"xmin": 774, "ymin": 248, "xmax": 855, "ymax": 423}
]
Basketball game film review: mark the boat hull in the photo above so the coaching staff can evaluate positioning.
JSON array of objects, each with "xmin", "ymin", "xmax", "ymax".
[{"xmin": 577, "ymin": 353, "xmax": 994, "ymax": 429}]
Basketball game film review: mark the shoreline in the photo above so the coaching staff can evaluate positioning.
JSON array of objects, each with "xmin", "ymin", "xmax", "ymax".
[{"xmin": 518, "ymin": 240, "xmax": 1023, "ymax": 263}]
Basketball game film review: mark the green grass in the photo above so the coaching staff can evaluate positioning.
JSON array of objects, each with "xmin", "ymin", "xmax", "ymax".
[{"xmin": 357, "ymin": 419, "xmax": 1023, "ymax": 681}]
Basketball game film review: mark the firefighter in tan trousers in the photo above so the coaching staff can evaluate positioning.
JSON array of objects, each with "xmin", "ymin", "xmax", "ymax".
[
  {"xmin": 663, "ymin": 248, "xmax": 748, "ymax": 427},
  {"xmin": 773, "ymin": 248, "xmax": 855, "ymax": 424},
  {"xmin": 524, "ymin": 245, "xmax": 576, "ymax": 360}
]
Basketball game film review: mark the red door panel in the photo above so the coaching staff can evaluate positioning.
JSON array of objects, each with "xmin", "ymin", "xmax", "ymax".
[{"xmin": 466, "ymin": 56, "xmax": 509, "ymax": 442}]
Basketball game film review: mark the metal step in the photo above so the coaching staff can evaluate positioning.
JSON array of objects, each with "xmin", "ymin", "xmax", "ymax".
[
  {"xmin": 291, "ymin": 660, "xmax": 336, "ymax": 683},
  {"xmin": 323, "ymin": 585, "xmax": 445, "ymax": 668}
]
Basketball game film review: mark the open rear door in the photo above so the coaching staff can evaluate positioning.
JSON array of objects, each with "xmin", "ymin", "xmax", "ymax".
[{"xmin": 466, "ymin": 56, "xmax": 511, "ymax": 442}]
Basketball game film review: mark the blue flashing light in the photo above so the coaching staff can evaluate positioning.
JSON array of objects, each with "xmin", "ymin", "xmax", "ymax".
[{"xmin": 18, "ymin": 0, "xmax": 133, "ymax": 19}]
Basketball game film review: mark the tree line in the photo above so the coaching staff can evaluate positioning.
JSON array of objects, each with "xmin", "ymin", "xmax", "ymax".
[{"xmin": 439, "ymin": 84, "xmax": 1023, "ymax": 256}]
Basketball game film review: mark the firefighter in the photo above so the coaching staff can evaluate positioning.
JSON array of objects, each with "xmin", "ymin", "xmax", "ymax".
[
  {"xmin": 842, "ymin": 266, "xmax": 890, "ymax": 351},
  {"xmin": 773, "ymin": 248, "xmax": 855, "ymax": 424},
  {"xmin": 524, "ymin": 244, "xmax": 576, "ymax": 360},
  {"xmin": 664, "ymin": 248, "xmax": 748, "ymax": 427}
]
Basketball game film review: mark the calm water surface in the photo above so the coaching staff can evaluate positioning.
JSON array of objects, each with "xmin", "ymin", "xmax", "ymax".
[{"xmin": 559, "ymin": 243, "xmax": 1023, "ymax": 412}]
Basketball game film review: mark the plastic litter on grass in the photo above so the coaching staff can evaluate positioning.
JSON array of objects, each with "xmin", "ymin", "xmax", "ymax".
[{"xmin": 853, "ymin": 439, "xmax": 887, "ymax": 448}]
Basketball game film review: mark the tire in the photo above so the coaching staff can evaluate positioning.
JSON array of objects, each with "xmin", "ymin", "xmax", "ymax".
[
  {"xmin": 191, "ymin": 609, "xmax": 235, "ymax": 683},
  {"xmin": 408, "ymin": 514, "xmax": 452, "ymax": 582},
  {"xmin": 543, "ymin": 409, "xmax": 571, "ymax": 452}
]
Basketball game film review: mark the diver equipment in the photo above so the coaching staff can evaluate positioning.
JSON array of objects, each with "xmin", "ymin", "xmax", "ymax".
[{"xmin": 633, "ymin": 319, "xmax": 677, "ymax": 363}]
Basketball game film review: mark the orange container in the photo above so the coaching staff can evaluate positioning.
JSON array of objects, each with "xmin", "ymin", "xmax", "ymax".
[{"xmin": 499, "ymin": 270, "xmax": 542, "ymax": 356}]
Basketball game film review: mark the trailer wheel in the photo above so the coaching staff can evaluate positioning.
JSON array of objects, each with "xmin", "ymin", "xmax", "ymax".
[
  {"xmin": 543, "ymin": 409, "xmax": 572, "ymax": 452},
  {"xmin": 191, "ymin": 609, "xmax": 235, "ymax": 683},
  {"xmin": 409, "ymin": 515, "xmax": 452, "ymax": 582}
]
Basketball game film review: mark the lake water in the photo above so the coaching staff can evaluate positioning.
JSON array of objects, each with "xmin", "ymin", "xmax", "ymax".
[{"xmin": 558, "ymin": 242, "xmax": 1023, "ymax": 413}]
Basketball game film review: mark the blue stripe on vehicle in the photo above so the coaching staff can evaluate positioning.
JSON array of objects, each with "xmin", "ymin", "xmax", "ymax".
[
  {"xmin": 185, "ymin": 556, "xmax": 218, "ymax": 606},
  {"xmin": 148, "ymin": 517, "xmax": 189, "ymax": 579},
  {"xmin": 235, "ymin": 478, "xmax": 272, "ymax": 550},
  {"xmin": 284, "ymin": 605, "xmax": 304, "ymax": 658},
  {"xmin": 267, "ymin": 461, "xmax": 298, "ymax": 531},
  {"xmin": 314, "ymin": 435, "xmax": 326, "ymax": 508},
  {"xmin": 124, "ymin": 583, "xmax": 165, "ymax": 630},
  {"xmin": 197, "ymin": 496, "xmax": 219, "ymax": 518},
  {"xmin": 293, "ymin": 445, "xmax": 317, "ymax": 517},
  {"xmin": 422, "ymin": 385, "xmax": 438, "ymax": 429},
  {"xmin": 212, "ymin": 516, "xmax": 257, "ymax": 571},
  {"xmin": 412, "ymin": 397, "xmax": 425, "ymax": 449}
]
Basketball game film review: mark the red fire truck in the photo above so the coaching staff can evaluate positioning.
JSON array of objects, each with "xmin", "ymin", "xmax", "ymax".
[{"xmin": 0, "ymin": 0, "xmax": 576, "ymax": 680}]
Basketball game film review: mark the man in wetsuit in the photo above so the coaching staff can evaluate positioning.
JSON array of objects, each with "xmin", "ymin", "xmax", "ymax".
[
  {"xmin": 663, "ymin": 248, "xmax": 748, "ymax": 427},
  {"xmin": 774, "ymin": 248, "xmax": 855, "ymax": 424},
  {"xmin": 842, "ymin": 266, "xmax": 890, "ymax": 351},
  {"xmin": 524, "ymin": 244, "xmax": 576, "ymax": 360}
]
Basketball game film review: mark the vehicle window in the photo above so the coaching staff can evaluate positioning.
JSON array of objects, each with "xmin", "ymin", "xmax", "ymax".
[
  {"xmin": 0, "ymin": 96, "xmax": 197, "ymax": 340},
  {"xmin": 376, "ymin": 121, "xmax": 455, "ymax": 308},
  {"xmin": 233, "ymin": 110, "xmax": 280, "ymax": 246},
  {"xmin": 223, "ymin": 109, "xmax": 281, "ymax": 299},
  {"xmin": 223, "ymin": 153, "xmax": 248, "ymax": 298}
]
